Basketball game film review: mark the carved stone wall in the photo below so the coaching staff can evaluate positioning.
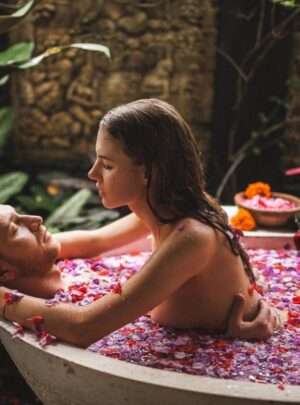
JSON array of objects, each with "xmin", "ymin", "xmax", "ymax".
[{"xmin": 11, "ymin": 0, "xmax": 217, "ymax": 169}]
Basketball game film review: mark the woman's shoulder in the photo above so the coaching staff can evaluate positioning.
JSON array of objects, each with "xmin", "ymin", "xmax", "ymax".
[
  {"xmin": 176, "ymin": 216, "xmax": 215, "ymax": 233},
  {"xmin": 156, "ymin": 217, "xmax": 217, "ymax": 274},
  {"xmin": 170, "ymin": 217, "xmax": 216, "ymax": 246}
]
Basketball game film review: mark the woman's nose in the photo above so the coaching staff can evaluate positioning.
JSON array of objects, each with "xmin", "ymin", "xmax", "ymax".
[
  {"xmin": 88, "ymin": 163, "xmax": 101, "ymax": 182},
  {"xmin": 88, "ymin": 166, "xmax": 94, "ymax": 180}
]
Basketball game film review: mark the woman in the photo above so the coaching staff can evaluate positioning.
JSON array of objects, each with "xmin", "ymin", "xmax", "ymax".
[{"xmin": 0, "ymin": 99, "xmax": 283, "ymax": 347}]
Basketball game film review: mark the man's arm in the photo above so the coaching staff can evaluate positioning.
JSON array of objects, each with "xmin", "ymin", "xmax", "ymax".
[{"xmin": 55, "ymin": 212, "xmax": 150, "ymax": 259}]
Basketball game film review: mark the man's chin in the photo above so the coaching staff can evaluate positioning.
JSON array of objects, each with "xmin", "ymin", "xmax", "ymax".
[{"xmin": 45, "ymin": 240, "xmax": 60, "ymax": 263}]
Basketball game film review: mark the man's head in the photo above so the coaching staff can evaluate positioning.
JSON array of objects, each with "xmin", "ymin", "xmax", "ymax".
[{"xmin": 0, "ymin": 205, "xmax": 60, "ymax": 291}]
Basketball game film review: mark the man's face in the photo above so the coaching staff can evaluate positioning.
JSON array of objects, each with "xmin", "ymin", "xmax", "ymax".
[{"xmin": 0, "ymin": 205, "xmax": 60, "ymax": 279}]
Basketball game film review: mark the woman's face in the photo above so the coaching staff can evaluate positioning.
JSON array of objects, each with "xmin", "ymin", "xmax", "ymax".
[
  {"xmin": 88, "ymin": 126, "xmax": 147, "ymax": 209},
  {"xmin": 0, "ymin": 205, "xmax": 59, "ymax": 278}
]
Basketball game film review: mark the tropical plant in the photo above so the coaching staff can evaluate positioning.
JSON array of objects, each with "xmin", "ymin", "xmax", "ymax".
[
  {"xmin": 0, "ymin": 168, "xmax": 120, "ymax": 232},
  {"xmin": 0, "ymin": 171, "xmax": 29, "ymax": 203},
  {"xmin": 0, "ymin": 0, "xmax": 110, "ymax": 150},
  {"xmin": 215, "ymin": 0, "xmax": 300, "ymax": 201},
  {"xmin": 0, "ymin": 0, "xmax": 117, "ymax": 230}
]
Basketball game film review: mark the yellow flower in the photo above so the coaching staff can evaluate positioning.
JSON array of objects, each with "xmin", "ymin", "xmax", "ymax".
[
  {"xmin": 230, "ymin": 208, "xmax": 256, "ymax": 231},
  {"xmin": 47, "ymin": 184, "xmax": 60, "ymax": 196},
  {"xmin": 244, "ymin": 182, "xmax": 271, "ymax": 199}
]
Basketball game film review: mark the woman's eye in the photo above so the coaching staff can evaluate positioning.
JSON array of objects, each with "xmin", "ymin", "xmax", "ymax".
[{"xmin": 103, "ymin": 164, "xmax": 113, "ymax": 170}]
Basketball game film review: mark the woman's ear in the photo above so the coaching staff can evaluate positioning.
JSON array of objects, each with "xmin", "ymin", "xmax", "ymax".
[
  {"xmin": 0, "ymin": 259, "xmax": 17, "ymax": 283},
  {"xmin": 144, "ymin": 165, "xmax": 154, "ymax": 185},
  {"xmin": 143, "ymin": 173, "xmax": 148, "ymax": 185}
]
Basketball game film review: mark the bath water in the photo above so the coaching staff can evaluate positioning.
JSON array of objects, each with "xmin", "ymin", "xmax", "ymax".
[{"xmin": 42, "ymin": 247, "xmax": 300, "ymax": 388}]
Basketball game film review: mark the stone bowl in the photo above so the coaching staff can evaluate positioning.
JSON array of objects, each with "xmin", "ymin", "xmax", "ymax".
[{"xmin": 234, "ymin": 192, "xmax": 300, "ymax": 227}]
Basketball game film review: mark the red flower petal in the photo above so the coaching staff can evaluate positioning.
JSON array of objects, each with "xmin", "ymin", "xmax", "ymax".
[
  {"xmin": 4, "ymin": 292, "xmax": 14, "ymax": 304},
  {"xmin": 27, "ymin": 315, "xmax": 44, "ymax": 332},
  {"xmin": 39, "ymin": 332, "xmax": 57, "ymax": 347},
  {"xmin": 248, "ymin": 283, "xmax": 255, "ymax": 295},
  {"xmin": 4, "ymin": 291, "xmax": 23, "ymax": 304},
  {"xmin": 112, "ymin": 282, "xmax": 122, "ymax": 295},
  {"xmin": 12, "ymin": 322, "xmax": 24, "ymax": 338},
  {"xmin": 292, "ymin": 296, "xmax": 300, "ymax": 304},
  {"xmin": 129, "ymin": 250, "xmax": 141, "ymax": 256}
]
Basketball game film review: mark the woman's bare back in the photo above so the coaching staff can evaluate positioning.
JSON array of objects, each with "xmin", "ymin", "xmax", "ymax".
[{"xmin": 150, "ymin": 218, "xmax": 259, "ymax": 331}]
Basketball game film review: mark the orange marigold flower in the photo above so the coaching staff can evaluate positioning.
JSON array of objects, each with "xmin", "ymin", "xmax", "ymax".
[
  {"xmin": 47, "ymin": 184, "xmax": 60, "ymax": 196},
  {"xmin": 244, "ymin": 182, "xmax": 271, "ymax": 199},
  {"xmin": 230, "ymin": 208, "xmax": 256, "ymax": 231}
]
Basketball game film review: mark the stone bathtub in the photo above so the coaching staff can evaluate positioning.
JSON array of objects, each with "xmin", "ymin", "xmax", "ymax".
[{"xmin": 0, "ymin": 208, "xmax": 299, "ymax": 405}]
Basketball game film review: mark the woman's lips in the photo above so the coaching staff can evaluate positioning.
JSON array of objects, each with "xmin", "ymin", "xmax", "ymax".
[{"xmin": 97, "ymin": 185, "xmax": 104, "ymax": 196}]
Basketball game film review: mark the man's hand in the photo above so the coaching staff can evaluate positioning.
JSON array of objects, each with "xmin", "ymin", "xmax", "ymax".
[{"xmin": 226, "ymin": 293, "xmax": 286, "ymax": 340}]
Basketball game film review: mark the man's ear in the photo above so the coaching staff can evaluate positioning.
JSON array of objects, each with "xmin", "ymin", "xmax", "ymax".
[{"xmin": 0, "ymin": 259, "xmax": 17, "ymax": 283}]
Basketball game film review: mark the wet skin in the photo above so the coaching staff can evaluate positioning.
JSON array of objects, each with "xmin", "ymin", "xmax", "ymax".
[{"xmin": 0, "ymin": 205, "xmax": 61, "ymax": 296}]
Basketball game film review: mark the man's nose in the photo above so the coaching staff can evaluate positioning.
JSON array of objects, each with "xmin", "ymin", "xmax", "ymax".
[{"xmin": 19, "ymin": 215, "xmax": 43, "ymax": 231}]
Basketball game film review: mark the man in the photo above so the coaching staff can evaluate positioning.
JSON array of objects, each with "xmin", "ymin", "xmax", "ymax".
[{"xmin": 0, "ymin": 205, "xmax": 62, "ymax": 298}]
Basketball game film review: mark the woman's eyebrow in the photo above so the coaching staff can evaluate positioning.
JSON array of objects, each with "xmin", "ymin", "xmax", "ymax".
[{"xmin": 97, "ymin": 154, "xmax": 114, "ymax": 161}]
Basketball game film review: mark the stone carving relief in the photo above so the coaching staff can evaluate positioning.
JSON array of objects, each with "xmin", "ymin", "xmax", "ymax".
[{"xmin": 11, "ymin": 0, "xmax": 217, "ymax": 167}]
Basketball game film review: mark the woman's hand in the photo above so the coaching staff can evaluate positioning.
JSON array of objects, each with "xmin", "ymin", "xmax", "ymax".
[{"xmin": 226, "ymin": 293, "xmax": 286, "ymax": 340}]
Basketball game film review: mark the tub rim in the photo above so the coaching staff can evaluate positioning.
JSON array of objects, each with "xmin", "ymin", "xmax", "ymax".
[{"xmin": 0, "ymin": 318, "xmax": 299, "ymax": 403}]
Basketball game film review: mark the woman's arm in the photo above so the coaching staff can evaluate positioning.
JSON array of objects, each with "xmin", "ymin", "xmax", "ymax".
[
  {"xmin": 0, "ymin": 225, "xmax": 208, "ymax": 347},
  {"xmin": 0, "ymin": 286, "xmax": 82, "ymax": 345},
  {"xmin": 0, "ymin": 225, "xmax": 280, "ymax": 346},
  {"xmin": 0, "ymin": 288, "xmax": 282, "ymax": 347},
  {"xmin": 55, "ymin": 212, "xmax": 150, "ymax": 259},
  {"xmin": 226, "ymin": 293, "xmax": 286, "ymax": 339}
]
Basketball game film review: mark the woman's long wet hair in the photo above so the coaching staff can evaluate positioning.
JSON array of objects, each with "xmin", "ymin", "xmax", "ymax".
[{"xmin": 101, "ymin": 98, "xmax": 254, "ymax": 282}]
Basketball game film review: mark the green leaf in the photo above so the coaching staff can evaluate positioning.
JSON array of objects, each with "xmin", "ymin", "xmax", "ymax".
[
  {"xmin": 0, "ymin": 172, "xmax": 29, "ymax": 203},
  {"xmin": 252, "ymin": 147, "xmax": 261, "ymax": 156},
  {"xmin": 17, "ymin": 46, "xmax": 62, "ymax": 69},
  {"xmin": 53, "ymin": 209, "xmax": 119, "ymax": 231},
  {"xmin": 16, "ymin": 185, "xmax": 59, "ymax": 212},
  {"xmin": 18, "ymin": 42, "xmax": 110, "ymax": 69},
  {"xmin": 12, "ymin": 0, "xmax": 35, "ymax": 17},
  {"xmin": 45, "ymin": 189, "xmax": 92, "ymax": 227},
  {"xmin": 272, "ymin": 0, "xmax": 298, "ymax": 7},
  {"xmin": 16, "ymin": 195, "xmax": 42, "ymax": 211},
  {"xmin": 0, "ymin": 107, "xmax": 14, "ymax": 147},
  {"xmin": 70, "ymin": 43, "xmax": 110, "ymax": 58},
  {"xmin": 0, "ymin": 75, "xmax": 9, "ymax": 86},
  {"xmin": 0, "ymin": 42, "xmax": 34, "ymax": 66},
  {"xmin": 0, "ymin": 0, "xmax": 36, "ymax": 34}
]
